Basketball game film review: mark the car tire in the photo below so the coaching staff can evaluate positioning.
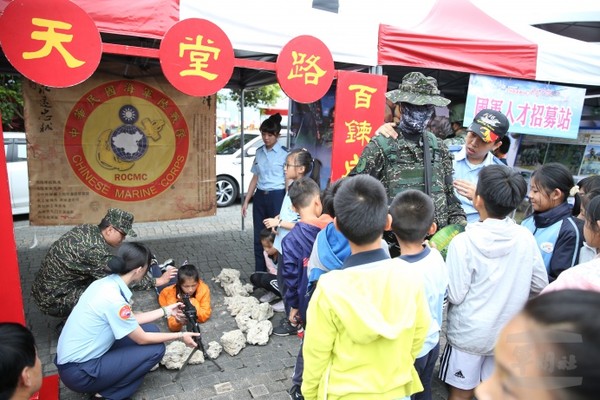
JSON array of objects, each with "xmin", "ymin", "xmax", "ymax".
[{"xmin": 216, "ymin": 175, "xmax": 238, "ymax": 207}]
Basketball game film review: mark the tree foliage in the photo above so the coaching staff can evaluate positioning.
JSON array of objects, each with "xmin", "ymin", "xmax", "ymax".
[
  {"xmin": 226, "ymin": 84, "xmax": 281, "ymax": 109},
  {"xmin": 0, "ymin": 74, "xmax": 24, "ymax": 131}
]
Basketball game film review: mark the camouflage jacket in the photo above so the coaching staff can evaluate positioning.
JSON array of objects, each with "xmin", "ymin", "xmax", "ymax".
[
  {"xmin": 31, "ymin": 224, "xmax": 154, "ymax": 317},
  {"xmin": 351, "ymin": 131, "xmax": 466, "ymax": 228}
]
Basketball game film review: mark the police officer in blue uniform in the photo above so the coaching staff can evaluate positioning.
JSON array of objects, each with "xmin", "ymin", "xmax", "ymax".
[
  {"xmin": 56, "ymin": 242, "xmax": 198, "ymax": 400},
  {"xmin": 242, "ymin": 113, "xmax": 288, "ymax": 272}
]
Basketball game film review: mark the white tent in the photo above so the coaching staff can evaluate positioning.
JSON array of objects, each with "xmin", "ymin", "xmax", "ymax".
[{"xmin": 2, "ymin": 0, "xmax": 597, "ymax": 86}]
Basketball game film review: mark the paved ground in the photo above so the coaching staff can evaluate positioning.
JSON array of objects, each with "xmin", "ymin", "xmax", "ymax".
[{"xmin": 13, "ymin": 203, "xmax": 449, "ymax": 400}]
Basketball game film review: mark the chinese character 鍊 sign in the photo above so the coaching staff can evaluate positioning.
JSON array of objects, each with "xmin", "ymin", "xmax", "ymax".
[
  {"xmin": 0, "ymin": 0, "xmax": 101, "ymax": 87},
  {"xmin": 276, "ymin": 35, "xmax": 335, "ymax": 104},
  {"xmin": 160, "ymin": 18, "xmax": 235, "ymax": 97},
  {"xmin": 465, "ymin": 74, "xmax": 586, "ymax": 139},
  {"xmin": 331, "ymin": 71, "xmax": 387, "ymax": 181}
]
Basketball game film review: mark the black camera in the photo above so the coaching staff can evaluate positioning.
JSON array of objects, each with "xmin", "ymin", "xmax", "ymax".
[
  {"xmin": 181, "ymin": 294, "xmax": 197, "ymax": 324},
  {"xmin": 172, "ymin": 295, "xmax": 224, "ymax": 380}
]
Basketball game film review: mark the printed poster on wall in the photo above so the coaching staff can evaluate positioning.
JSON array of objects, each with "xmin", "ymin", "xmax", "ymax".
[
  {"xmin": 579, "ymin": 144, "xmax": 600, "ymax": 176},
  {"xmin": 465, "ymin": 74, "xmax": 586, "ymax": 139},
  {"xmin": 24, "ymin": 72, "xmax": 216, "ymax": 225},
  {"xmin": 289, "ymin": 87, "xmax": 336, "ymax": 189}
]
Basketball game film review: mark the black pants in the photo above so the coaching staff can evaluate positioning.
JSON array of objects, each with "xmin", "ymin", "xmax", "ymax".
[
  {"xmin": 250, "ymin": 272, "xmax": 281, "ymax": 297},
  {"xmin": 252, "ymin": 189, "xmax": 285, "ymax": 272}
]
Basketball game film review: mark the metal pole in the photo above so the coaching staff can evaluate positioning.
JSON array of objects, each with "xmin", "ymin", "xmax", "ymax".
[{"xmin": 240, "ymin": 88, "xmax": 246, "ymax": 231}]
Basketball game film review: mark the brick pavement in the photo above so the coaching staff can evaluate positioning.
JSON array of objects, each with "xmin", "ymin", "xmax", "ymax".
[{"xmin": 13, "ymin": 204, "xmax": 449, "ymax": 400}]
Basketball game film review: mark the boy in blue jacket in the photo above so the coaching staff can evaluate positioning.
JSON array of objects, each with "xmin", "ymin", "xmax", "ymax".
[{"xmin": 278, "ymin": 177, "xmax": 332, "ymax": 398}]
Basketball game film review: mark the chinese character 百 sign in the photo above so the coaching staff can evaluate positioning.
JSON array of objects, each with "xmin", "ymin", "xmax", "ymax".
[
  {"xmin": 0, "ymin": 0, "xmax": 102, "ymax": 88},
  {"xmin": 331, "ymin": 71, "xmax": 387, "ymax": 181},
  {"xmin": 276, "ymin": 35, "xmax": 335, "ymax": 104},
  {"xmin": 160, "ymin": 18, "xmax": 235, "ymax": 97},
  {"xmin": 465, "ymin": 74, "xmax": 586, "ymax": 139}
]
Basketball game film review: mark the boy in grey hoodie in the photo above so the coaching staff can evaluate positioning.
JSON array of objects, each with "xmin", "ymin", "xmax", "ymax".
[{"xmin": 439, "ymin": 165, "xmax": 548, "ymax": 400}]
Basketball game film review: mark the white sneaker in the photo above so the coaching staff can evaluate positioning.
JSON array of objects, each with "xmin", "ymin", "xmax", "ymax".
[
  {"xmin": 259, "ymin": 292, "xmax": 278, "ymax": 303},
  {"xmin": 271, "ymin": 300, "xmax": 285, "ymax": 313},
  {"xmin": 150, "ymin": 363, "xmax": 159, "ymax": 372}
]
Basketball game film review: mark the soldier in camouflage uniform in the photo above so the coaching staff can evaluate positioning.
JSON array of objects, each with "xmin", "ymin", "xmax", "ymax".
[
  {"xmin": 444, "ymin": 103, "xmax": 468, "ymax": 152},
  {"xmin": 351, "ymin": 72, "xmax": 466, "ymax": 229},
  {"xmin": 31, "ymin": 208, "xmax": 171, "ymax": 318}
]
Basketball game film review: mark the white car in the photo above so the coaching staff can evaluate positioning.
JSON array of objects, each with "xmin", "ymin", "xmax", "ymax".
[
  {"xmin": 215, "ymin": 132, "xmax": 288, "ymax": 207},
  {"xmin": 4, "ymin": 132, "xmax": 29, "ymax": 215}
]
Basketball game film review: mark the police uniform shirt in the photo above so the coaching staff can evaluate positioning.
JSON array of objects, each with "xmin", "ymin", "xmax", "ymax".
[
  {"xmin": 452, "ymin": 145, "xmax": 505, "ymax": 223},
  {"xmin": 56, "ymin": 274, "xmax": 138, "ymax": 365},
  {"xmin": 251, "ymin": 142, "xmax": 287, "ymax": 191}
]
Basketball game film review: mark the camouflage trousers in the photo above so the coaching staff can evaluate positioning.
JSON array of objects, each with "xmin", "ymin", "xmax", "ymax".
[{"xmin": 32, "ymin": 286, "xmax": 85, "ymax": 318}]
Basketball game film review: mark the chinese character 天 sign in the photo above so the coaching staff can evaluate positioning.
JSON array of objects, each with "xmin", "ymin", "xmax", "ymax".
[
  {"xmin": 331, "ymin": 71, "xmax": 387, "ymax": 181},
  {"xmin": 0, "ymin": 0, "xmax": 102, "ymax": 87},
  {"xmin": 465, "ymin": 74, "xmax": 586, "ymax": 139}
]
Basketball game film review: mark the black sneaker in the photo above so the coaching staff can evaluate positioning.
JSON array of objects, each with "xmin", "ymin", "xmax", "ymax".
[
  {"xmin": 159, "ymin": 258, "xmax": 175, "ymax": 273},
  {"xmin": 272, "ymin": 318, "xmax": 298, "ymax": 336},
  {"xmin": 288, "ymin": 384, "xmax": 304, "ymax": 400}
]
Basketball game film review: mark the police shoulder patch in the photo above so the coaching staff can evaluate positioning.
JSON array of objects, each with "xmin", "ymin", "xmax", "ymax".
[{"xmin": 119, "ymin": 304, "xmax": 132, "ymax": 320}]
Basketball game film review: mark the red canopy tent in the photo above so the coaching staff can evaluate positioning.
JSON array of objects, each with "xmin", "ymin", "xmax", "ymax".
[
  {"xmin": 378, "ymin": 0, "xmax": 538, "ymax": 80},
  {"xmin": 0, "ymin": 0, "xmax": 178, "ymax": 39},
  {"xmin": 377, "ymin": 0, "xmax": 600, "ymax": 87}
]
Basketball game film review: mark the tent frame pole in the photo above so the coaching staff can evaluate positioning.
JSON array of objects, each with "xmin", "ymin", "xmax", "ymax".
[{"xmin": 240, "ymin": 88, "xmax": 246, "ymax": 231}]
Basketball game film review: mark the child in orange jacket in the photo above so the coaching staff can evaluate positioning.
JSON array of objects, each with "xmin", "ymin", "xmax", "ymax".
[{"xmin": 158, "ymin": 264, "xmax": 211, "ymax": 332}]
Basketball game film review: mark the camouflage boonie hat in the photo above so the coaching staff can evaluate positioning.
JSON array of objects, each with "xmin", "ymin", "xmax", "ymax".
[
  {"xmin": 386, "ymin": 72, "xmax": 450, "ymax": 107},
  {"xmin": 105, "ymin": 208, "xmax": 137, "ymax": 237}
]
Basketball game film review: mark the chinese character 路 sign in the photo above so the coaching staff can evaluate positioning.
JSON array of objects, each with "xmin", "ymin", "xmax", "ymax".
[
  {"xmin": 160, "ymin": 18, "xmax": 235, "ymax": 96},
  {"xmin": 465, "ymin": 74, "xmax": 586, "ymax": 139},
  {"xmin": 331, "ymin": 71, "xmax": 387, "ymax": 181},
  {"xmin": 0, "ymin": 0, "xmax": 102, "ymax": 87},
  {"xmin": 276, "ymin": 35, "xmax": 335, "ymax": 104}
]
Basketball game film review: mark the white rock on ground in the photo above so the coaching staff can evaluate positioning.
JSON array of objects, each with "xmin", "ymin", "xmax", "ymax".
[
  {"xmin": 224, "ymin": 295, "xmax": 259, "ymax": 316},
  {"xmin": 206, "ymin": 341, "xmax": 223, "ymax": 359},
  {"xmin": 215, "ymin": 268, "xmax": 241, "ymax": 285},
  {"xmin": 246, "ymin": 320, "xmax": 273, "ymax": 345},
  {"xmin": 216, "ymin": 269, "xmax": 276, "ymax": 354},
  {"xmin": 235, "ymin": 312, "xmax": 253, "ymax": 333},
  {"xmin": 160, "ymin": 340, "xmax": 204, "ymax": 370},
  {"xmin": 215, "ymin": 268, "xmax": 253, "ymax": 297},
  {"xmin": 251, "ymin": 302, "xmax": 274, "ymax": 321},
  {"xmin": 233, "ymin": 301, "xmax": 273, "ymax": 332},
  {"xmin": 221, "ymin": 329, "xmax": 247, "ymax": 356}
]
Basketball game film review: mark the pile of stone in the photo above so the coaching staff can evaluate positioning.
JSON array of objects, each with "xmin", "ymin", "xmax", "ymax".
[
  {"xmin": 160, "ymin": 268, "xmax": 274, "ymax": 368},
  {"xmin": 217, "ymin": 269, "xmax": 274, "ymax": 355}
]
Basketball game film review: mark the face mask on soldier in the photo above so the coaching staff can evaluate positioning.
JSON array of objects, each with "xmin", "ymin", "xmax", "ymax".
[{"xmin": 397, "ymin": 103, "xmax": 435, "ymax": 138}]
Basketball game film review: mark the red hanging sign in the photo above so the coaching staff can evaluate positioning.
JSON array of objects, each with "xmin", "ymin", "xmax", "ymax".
[
  {"xmin": 160, "ymin": 18, "xmax": 235, "ymax": 97},
  {"xmin": 331, "ymin": 71, "xmax": 387, "ymax": 181},
  {"xmin": 0, "ymin": 0, "xmax": 101, "ymax": 88},
  {"xmin": 276, "ymin": 35, "xmax": 335, "ymax": 104}
]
